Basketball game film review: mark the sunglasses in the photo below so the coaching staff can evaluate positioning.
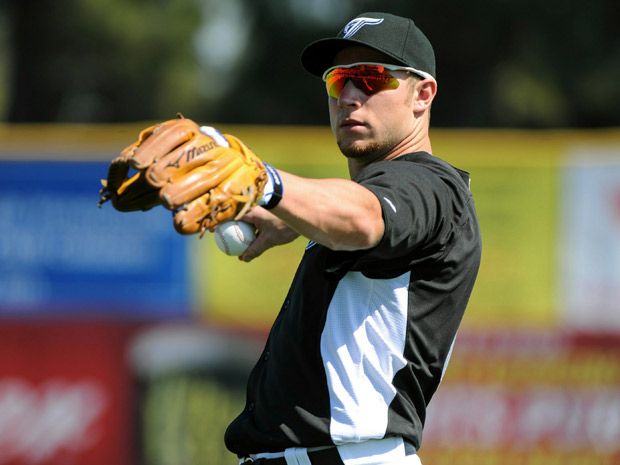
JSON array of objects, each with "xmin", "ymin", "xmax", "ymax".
[{"xmin": 322, "ymin": 62, "xmax": 428, "ymax": 99}]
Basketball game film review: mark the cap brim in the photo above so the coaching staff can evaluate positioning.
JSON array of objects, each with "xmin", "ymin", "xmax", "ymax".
[{"xmin": 300, "ymin": 37, "xmax": 409, "ymax": 77}]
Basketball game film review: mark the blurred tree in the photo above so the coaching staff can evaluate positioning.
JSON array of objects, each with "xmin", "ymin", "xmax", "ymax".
[
  {"xmin": 5, "ymin": 0, "xmax": 203, "ymax": 122},
  {"xmin": 2, "ymin": 0, "xmax": 619, "ymax": 127}
]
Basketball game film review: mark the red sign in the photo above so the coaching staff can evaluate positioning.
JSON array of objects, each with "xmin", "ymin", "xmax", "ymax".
[
  {"xmin": 420, "ymin": 329, "xmax": 620, "ymax": 465},
  {"xmin": 0, "ymin": 320, "xmax": 141, "ymax": 465}
]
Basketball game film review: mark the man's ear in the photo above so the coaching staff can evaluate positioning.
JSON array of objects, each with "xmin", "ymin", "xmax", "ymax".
[{"xmin": 413, "ymin": 79, "xmax": 437, "ymax": 113}]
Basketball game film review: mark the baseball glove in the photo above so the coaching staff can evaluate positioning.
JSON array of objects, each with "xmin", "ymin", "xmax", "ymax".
[{"xmin": 98, "ymin": 116, "xmax": 268, "ymax": 235}]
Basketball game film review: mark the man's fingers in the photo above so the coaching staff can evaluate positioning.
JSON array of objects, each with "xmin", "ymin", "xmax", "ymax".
[
  {"xmin": 239, "ymin": 206, "xmax": 263, "ymax": 226},
  {"xmin": 239, "ymin": 233, "xmax": 268, "ymax": 262},
  {"xmin": 237, "ymin": 206, "xmax": 300, "ymax": 262}
]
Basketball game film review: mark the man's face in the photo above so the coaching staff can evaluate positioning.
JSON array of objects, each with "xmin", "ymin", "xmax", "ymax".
[{"xmin": 328, "ymin": 47, "xmax": 417, "ymax": 162}]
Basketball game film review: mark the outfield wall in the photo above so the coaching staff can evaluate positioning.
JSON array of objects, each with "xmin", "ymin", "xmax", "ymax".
[
  {"xmin": 1, "ymin": 125, "xmax": 620, "ymax": 465},
  {"xmin": 2, "ymin": 125, "xmax": 620, "ymax": 330}
]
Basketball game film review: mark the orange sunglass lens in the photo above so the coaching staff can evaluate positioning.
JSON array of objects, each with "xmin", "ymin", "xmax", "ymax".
[{"xmin": 325, "ymin": 65, "xmax": 399, "ymax": 99}]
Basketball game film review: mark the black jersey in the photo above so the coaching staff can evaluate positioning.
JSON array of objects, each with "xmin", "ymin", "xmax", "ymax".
[{"xmin": 225, "ymin": 152, "xmax": 482, "ymax": 455}]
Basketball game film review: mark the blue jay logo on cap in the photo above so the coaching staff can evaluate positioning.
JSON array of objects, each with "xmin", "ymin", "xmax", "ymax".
[{"xmin": 342, "ymin": 17, "xmax": 384, "ymax": 39}]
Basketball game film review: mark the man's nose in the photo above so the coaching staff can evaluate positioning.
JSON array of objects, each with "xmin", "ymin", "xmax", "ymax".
[{"xmin": 337, "ymin": 80, "xmax": 364, "ymax": 106}]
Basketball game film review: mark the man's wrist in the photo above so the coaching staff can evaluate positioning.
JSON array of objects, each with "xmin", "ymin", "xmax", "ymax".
[{"xmin": 260, "ymin": 163, "xmax": 283, "ymax": 210}]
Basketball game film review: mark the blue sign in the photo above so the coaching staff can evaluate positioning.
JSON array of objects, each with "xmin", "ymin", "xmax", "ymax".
[{"xmin": 0, "ymin": 161, "xmax": 190, "ymax": 319}]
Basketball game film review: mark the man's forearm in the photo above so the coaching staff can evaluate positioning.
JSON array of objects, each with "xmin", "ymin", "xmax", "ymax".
[{"xmin": 269, "ymin": 171, "xmax": 384, "ymax": 251}]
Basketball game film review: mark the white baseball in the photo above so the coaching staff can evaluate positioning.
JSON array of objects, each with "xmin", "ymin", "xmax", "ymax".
[{"xmin": 213, "ymin": 221, "xmax": 256, "ymax": 256}]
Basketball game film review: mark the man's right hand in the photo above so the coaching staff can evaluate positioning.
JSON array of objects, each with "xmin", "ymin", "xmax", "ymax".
[{"xmin": 239, "ymin": 207, "xmax": 300, "ymax": 262}]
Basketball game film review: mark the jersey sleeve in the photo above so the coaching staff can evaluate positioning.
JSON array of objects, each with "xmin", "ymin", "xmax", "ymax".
[{"xmin": 323, "ymin": 156, "xmax": 471, "ymax": 278}]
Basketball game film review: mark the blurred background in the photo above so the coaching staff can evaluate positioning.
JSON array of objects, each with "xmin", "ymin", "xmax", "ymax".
[{"xmin": 1, "ymin": 1, "xmax": 619, "ymax": 465}]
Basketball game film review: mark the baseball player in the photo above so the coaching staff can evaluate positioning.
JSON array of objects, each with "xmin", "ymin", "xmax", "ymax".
[{"xmin": 100, "ymin": 11, "xmax": 481, "ymax": 465}]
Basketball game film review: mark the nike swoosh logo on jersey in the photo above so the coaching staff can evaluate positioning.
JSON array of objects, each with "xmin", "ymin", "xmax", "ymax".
[{"xmin": 383, "ymin": 196, "xmax": 397, "ymax": 213}]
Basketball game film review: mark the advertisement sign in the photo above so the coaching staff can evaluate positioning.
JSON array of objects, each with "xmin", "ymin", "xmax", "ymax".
[
  {"xmin": 560, "ymin": 149, "xmax": 620, "ymax": 329},
  {"xmin": 0, "ymin": 161, "xmax": 190, "ymax": 318},
  {"xmin": 0, "ymin": 320, "xmax": 141, "ymax": 465},
  {"xmin": 420, "ymin": 329, "xmax": 620, "ymax": 465}
]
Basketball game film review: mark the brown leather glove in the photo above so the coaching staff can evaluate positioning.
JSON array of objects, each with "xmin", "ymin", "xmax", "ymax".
[{"xmin": 99, "ymin": 116, "xmax": 267, "ymax": 235}]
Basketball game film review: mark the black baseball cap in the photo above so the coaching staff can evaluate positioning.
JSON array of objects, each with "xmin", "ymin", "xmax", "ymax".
[{"xmin": 301, "ymin": 12, "xmax": 436, "ymax": 81}]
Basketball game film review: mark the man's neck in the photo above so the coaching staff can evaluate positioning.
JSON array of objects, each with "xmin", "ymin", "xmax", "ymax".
[{"xmin": 347, "ymin": 135, "xmax": 432, "ymax": 178}]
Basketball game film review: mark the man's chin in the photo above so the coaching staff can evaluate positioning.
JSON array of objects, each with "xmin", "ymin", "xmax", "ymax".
[{"xmin": 338, "ymin": 140, "xmax": 383, "ymax": 160}]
